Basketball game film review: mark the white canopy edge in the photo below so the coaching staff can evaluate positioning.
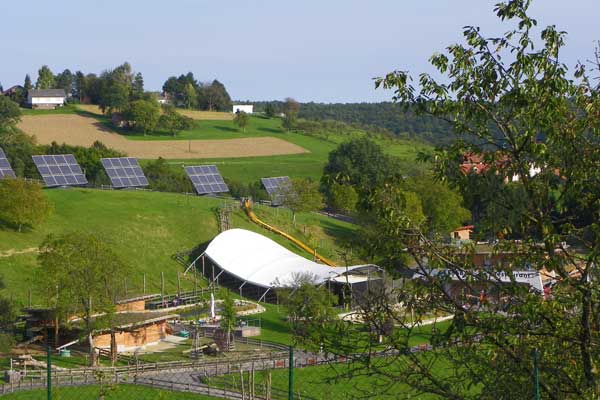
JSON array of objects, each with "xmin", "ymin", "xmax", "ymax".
[{"xmin": 204, "ymin": 228, "xmax": 378, "ymax": 288}]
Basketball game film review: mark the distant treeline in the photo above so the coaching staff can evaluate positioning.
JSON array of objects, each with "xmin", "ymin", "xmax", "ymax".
[{"xmin": 251, "ymin": 101, "xmax": 455, "ymax": 146}]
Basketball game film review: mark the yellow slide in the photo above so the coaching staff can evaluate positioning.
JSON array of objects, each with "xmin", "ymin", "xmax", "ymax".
[{"xmin": 242, "ymin": 199, "xmax": 337, "ymax": 267}]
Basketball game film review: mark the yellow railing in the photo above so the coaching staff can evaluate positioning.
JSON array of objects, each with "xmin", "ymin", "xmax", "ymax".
[{"xmin": 242, "ymin": 199, "xmax": 337, "ymax": 267}]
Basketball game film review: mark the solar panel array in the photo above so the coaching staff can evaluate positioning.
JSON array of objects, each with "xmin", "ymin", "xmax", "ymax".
[
  {"xmin": 32, "ymin": 154, "xmax": 88, "ymax": 187},
  {"xmin": 184, "ymin": 165, "xmax": 229, "ymax": 195},
  {"xmin": 101, "ymin": 157, "xmax": 149, "ymax": 188},
  {"xmin": 261, "ymin": 176, "xmax": 292, "ymax": 205},
  {"xmin": 0, "ymin": 147, "xmax": 16, "ymax": 179}
]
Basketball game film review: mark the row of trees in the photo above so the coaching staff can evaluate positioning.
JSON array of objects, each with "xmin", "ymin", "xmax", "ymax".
[
  {"xmin": 2, "ymin": 63, "xmax": 233, "ymax": 116},
  {"xmin": 162, "ymin": 73, "xmax": 231, "ymax": 111}
]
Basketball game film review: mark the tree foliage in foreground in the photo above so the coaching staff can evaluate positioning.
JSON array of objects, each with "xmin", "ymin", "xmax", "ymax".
[
  {"xmin": 37, "ymin": 232, "xmax": 129, "ymax": 366},
  {"xmin": 302, "ymin": 1, "xmax": 600, "ymax": 399},
  {"xmin": 278, "ymin": 273, "xmax": 338, "ymax": 345},
  {"xmin": 0, "ymin": 179, "xmax": 52, "ymax": 232}
]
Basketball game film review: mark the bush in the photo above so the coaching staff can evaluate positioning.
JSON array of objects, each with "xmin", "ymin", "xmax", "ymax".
[{"xmin": 142, "ymin": 158, "xmax": 194, "ymax": 193}]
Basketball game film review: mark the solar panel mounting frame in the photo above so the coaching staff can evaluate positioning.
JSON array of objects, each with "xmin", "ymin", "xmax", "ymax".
[
  {"xmin": 100, "ymin": 157, "xmax": 149, "ymax": 188},
  {"xmin": 0, "ymin": 147, "xmax": 16, "ymax": 179},
  {"xmin": 184, "ymin": 164, "xmax": 229, "ymax": 195},
  {"xmin": 31, "ymin": 154, "xmax": 88, "ymax": 187},
  {"xmin": 260, "ymin": 176, "xmax": 292, "ymax": 205}
]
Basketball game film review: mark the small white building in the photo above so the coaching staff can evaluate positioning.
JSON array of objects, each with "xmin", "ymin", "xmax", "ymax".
[
  {"xmin": 232, "ymin": 104, "xmax": 253, "ymax": 114},
  {"xmin": 27, "ymin": 89, "xmax": 66, "ymax": 109}
]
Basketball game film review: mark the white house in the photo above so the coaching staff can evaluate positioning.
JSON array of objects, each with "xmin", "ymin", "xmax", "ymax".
[
  {"xmin": 27, "ymin": 89, "xmax": 66, "ymax": 109},
  {"xmin": 232, "ymin": 104, "xmax": 253, "ymax": 114}
]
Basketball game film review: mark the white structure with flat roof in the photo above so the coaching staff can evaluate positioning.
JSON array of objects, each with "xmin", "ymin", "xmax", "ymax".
[{"xmin": 232, "ymin": 104, "xmax": 253, "ymax": 114}]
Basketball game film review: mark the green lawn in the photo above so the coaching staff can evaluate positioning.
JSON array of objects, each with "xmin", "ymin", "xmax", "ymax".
[
  {"xmin": 0, "ymin": 188, "xmax": 358, "ymax": 305},
  {"xmin": 19, "ymin": 105, "xmax": 79, "ymax": 116},
  {"xmin": 0, "ymin": 384, "xmax": 219, "ymax": 399},
  {"xmin": 213, "ymin": 348, "xmax": 462, "ymax": 400}
]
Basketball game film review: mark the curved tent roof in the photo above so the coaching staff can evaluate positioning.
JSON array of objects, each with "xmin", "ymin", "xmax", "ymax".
[{"xmin": 204, "ymin": 228, "xmax": 377, "ymax": 288}]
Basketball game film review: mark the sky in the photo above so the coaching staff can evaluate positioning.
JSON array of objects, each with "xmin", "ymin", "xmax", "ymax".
[{"xmin": 0, "ymin": 0, "xmax": 597, "ymax": 103}]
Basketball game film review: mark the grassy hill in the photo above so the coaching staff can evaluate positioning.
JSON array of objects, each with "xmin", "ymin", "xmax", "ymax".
[{"xmin": 0, "ymin": 188, "xmax": 359, "ymax": 305}]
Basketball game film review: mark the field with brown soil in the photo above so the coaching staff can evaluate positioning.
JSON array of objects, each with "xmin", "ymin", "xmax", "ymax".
[
  {"xmin": 18, "ymin": 114, "xmax": 308, "ymax": 159},
  {"xmin": 176, "ymin": 109, "xmax": 233, "ymax": 120},
  {"xmin": 76, "ymin": 104, "xmax": 232, "ymax": 120}
]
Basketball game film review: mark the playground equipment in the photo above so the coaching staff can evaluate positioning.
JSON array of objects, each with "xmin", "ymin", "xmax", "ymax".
[{"xmin": 241, "ymin": 198, "xmax": 337, "ymax": 267}]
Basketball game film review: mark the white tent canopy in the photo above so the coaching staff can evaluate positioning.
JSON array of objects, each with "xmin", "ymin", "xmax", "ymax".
[{"xmin": 204, "ymin": 228, "xmax": 377, "ymax": 288}]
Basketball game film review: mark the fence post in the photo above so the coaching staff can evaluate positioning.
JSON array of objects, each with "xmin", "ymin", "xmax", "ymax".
[
  {"xmin": 288, "ymin": 346, "xmax": 294, "ymax": 400},
  {"xmin": 47, "ymin": 345, "xmax": 52, "ymax": 400}
]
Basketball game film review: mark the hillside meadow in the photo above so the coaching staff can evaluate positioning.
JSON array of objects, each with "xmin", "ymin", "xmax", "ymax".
[{"xmin": 0, "ymin": 188, "xmax": 358, "ymax": 305}]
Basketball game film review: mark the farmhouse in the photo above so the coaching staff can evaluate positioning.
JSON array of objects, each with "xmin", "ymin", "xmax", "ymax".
[
  {"xmin": 450, "ymin": 225, "xmax": 473, "ymax": 242},
  {"xmin": 233, "ymin": 104, "xmax": 253, "ymax": 114},
  {"xmin": 27, "ymin": 89, "xmax": 66, "ymax": 109},
  {"xmin": 1, "ymin": 85, "xmax": 23, "ymax": 96}
]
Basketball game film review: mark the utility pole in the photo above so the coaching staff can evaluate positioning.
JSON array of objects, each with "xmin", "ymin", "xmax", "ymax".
[
  {"xmin": 288, "ymin": 346, "xmax": 294, "ymax": 400},
  {"xmin": 161, "ymin": 272, "xmax": 165, "ymax": 306},
  {"xmin": 47, "ymin": 345, "xmax": 52, "ymax": 400},
  {"xmin": 534, "ymin": 348, "xmax": 540, "ymax": 400}
]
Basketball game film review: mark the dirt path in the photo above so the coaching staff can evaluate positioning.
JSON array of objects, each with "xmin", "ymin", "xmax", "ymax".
[
  {"xmin": 0, "ymin": 247, "xmax": 39, "ymax": 258},
  {"xmin": 18, "ymin": 115, "xmax": 308, "ymax": 159}
]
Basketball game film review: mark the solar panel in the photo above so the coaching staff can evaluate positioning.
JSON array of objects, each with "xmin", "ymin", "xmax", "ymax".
[
  {"xmin": 100, "ymin": 157, "xmax": 149, "ymax": 188},
  {"xmin": 0, "ymin": 147, "xmax": 16, "ymax": 179},
  {"xmin": 32, "ymin": 154, "xmax": 88, "ymax": 187},
  {"xmin": 261, "ymin": 176, "xmax": 292, "ymax": 205},
  {"xmin": 184, "ymin": 165, "xmax": 229, "ymax": 195}
]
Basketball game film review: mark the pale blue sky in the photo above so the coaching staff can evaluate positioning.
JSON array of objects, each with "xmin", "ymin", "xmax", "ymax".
[{"xmin": 0, "ymin": 1, "xmax": 597, "ymax": 102}]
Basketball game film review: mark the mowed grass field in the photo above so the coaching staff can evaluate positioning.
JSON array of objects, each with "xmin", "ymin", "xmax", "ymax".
[
  {"xmin": 0, "ymin": 188, "xmax": 358, "ymax": 305},
  {"xmin": 18, "ymin": 105, "xmax": 431, "ymax": 184}
]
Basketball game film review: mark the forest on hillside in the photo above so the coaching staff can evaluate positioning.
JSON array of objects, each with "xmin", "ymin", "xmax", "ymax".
[{"xmin": 251, "ymin": 101, "xmax": 455, "ymax": 145}]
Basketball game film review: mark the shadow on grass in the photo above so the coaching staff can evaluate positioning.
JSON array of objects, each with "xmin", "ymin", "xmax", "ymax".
[
  {"xmin": 258, "ymin": 127, "xmax": 282, "ymax": 134},
  {"xmin": 213, "ymin": 125, "xmax": 238, "ymax": 133},
  {"xmin": 319, "ymin": 218, "xmax": 356, "ymax": 245}
]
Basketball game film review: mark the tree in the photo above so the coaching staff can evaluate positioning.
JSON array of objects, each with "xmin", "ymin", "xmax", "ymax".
[
  {"xmin": 280, "ymin": 178, "xmax": 323, "ymax": 225},
  {"xmin": 219, "ymin": 290, "xmax": 237, "ymax": 349},
  {"xmin": 0, "ymin": 97, "xmax": 21, "ymax": 134},
  {"xmin": 54, "ymin": 69, "xmax": 74, "ymax": 94},
  {"xmin": 37, "ymin": 232, "xmax": 128, "ymax": 366},
  {"xmin": 302, "ymin": 2, "xmax": 600, "ymax": 399},
  {"xmin": 158, "ymin": 105, "xmax": 194, "ymax": 137},
  {"xmin": 0, "ymin": 277, "xmax": 16, "ymax": 331},
  {"xmin": 124, "ymin": 99, "xmax": 160, "ymax": 135},
  {"xmin": 321, "ymin": 137, "xmax": 400, "ymax": 207},
  {"xmin": 131, "ymin": 72, "xmax": 144, "ymax": 100},
  {"xmin": 281, "ymin": 97, "xmax": 300, "ymax": 130},
  {"xmin": 233, "ymin": 111, "xmax": 249, "ymax": 132},
  {"xmin": 35, "ymin": 65, "xmax": 55, "ymax": 89},
  {"xmin": 0, "ymin": 179, "xmax": 52, "ymax": 232},
  {"xmin": 182, "ymin": 83, "xmax": 197, "ymax": 109},
  {"xmin": 327, "ymin": 183, "xmax": 358, "ymax": 214},
  {"xmin": 198, "ymin": 80, "xmax": 231, "ymax": 111},
  {"xmin": 278, "ymin": 273, "xmax": 337, "ymax": 347},
  {"xmin": 98, "ymin": 73, "xmax": 129, "ymax": 114},
  {"xmin": 142, "ymin": 157, "xmax": 194, "ymax": 193},
  {"xmin": 264, "ymin": 102, "xmax": 277, "ymax": 118},
  {"xmin": 23, "ymin": 75, "xmax": 33, "ymax": 92},
  {"xmin": 407, "ymin": 176, "xmax": 471, "ymax": 238}
]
